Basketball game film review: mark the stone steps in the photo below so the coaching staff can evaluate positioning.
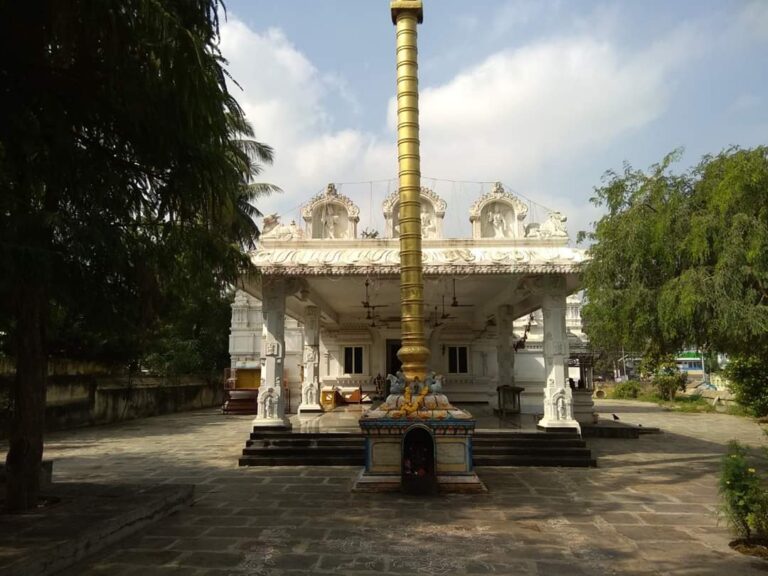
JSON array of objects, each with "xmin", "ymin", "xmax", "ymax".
[
  {"xmin": 238, "ymin": 429, "xmax": 596, "ymax": 468},
  {"xmin": 473, "ymin": 431, "xmax": 595, "ymax": 467},
  {"xmin": 473, "ymin": 455, "xmax": 595, "ymax": 467},
  {"xmin": 473, "ymin": 438, "xmax": 586, "ymax": 448}
]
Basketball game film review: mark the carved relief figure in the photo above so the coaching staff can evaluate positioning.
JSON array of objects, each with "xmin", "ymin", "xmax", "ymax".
[
  {"xmin": 262, "ymin": 214, "xmax": 304, "ymax": 240},
  {"xmin": 265, "ymin": 342, "xmax": 279, "ymax": 357},
  {"xmin": 470, "ymin": 184, "xmax": 528, "ymax": 239},
  {"xmin": 488, "ymin": 207, "xmax": 508, "ymax": 238},
  {"xmin": 303, "ymin": 345, "xmax": 318, "ymax": 364},
  {"xmin": 382, "ymin": 187, "xmax": 445, "ymax": 239},
  {"xmin": 302, "ymin": 183, "xmax": 359, "ymax": 239},
  {"xmin": 265, "ymin": 393, "xmax": 276, "ymax": 419},
  {"xmin": 421, "ymin": 208, "xmax": 437, "ymax": 239},
  {"xmin": 556, "ymin": 395, "xmax": 566, "ymax": 420},
  {"xmin": 387, "ymin": 371, "xmax": 406, "ymax": 394},
  {"xmin": 259, "ymin": 386, "xmax": 278, "ymax": 419},
  {"xmin": 536, "ymin": 212, "xmax": 568, "ymax": 238},
  {"xmin": 302, "ymin": 376, "xmax": 319, "ymax": 405},
  {"xmin": 321, "ymin": 205, "xmax": 340, "ymax": 239}
]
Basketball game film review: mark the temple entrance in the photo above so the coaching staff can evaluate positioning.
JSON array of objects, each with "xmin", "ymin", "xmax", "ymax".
[
  {"xmin": 401, "ymin": 424, "xmax": 437, "ymax": 495},
  {"xmin": 385, "ymin": 339, "xmax": 402, "ymax": 395}
]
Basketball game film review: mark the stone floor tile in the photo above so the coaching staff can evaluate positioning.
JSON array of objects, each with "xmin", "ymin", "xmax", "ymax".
[
  {"xmin": 4, "ymin": 401, "xmax": 767, "ymax": 575},
  {"xmin": 176, "ymin": 550, "xmax": 246, "ymax": 568}
]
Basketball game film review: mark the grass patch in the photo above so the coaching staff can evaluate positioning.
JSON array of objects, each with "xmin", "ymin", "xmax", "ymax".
[
  {"xmin": 658, "ymin": 394, "xmax": 718, "ymax": 413},
  {"xmin": 635, "ymin": 392, "xmax": 717, "ymax": 413},
  {"xmin": 607, "ymin": 385, "xmax": 718, "ymax": 413},
  {"xmin": 726, "ymin": 403, "xmax": 756, "ymax": 418}
]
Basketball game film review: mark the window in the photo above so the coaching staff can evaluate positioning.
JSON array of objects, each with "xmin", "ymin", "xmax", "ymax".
[
  {"xmin": 343, "ymin": 346, "xmax": 364, "ymax": 374},
  {"xmin": 448, "ymin": 346, "xmax": 468, "ymax": 374}
]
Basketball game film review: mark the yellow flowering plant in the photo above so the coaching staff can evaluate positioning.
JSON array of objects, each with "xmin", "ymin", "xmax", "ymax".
[{"xmin": 720, "ymin": 441, "xmax": 768, "ymax": 540}]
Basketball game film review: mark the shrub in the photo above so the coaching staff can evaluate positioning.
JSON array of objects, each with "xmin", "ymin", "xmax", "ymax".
[
  {"xmin": 719, "ymin": 441, "xmax": 768, "ymax": 540},
  {"xmin": 611, "ymin": 380, "xmax": 643, "ymax": 399},
  {"xmin": 725, "ymin": 355, "xmax": 768, "ymax": 417},
  {"xmin": 653, "ymin": 373, "xmax": 687, "ymax": 400},
  {"xmin": 650, "ymin": 359, "xmax": 687, "ymax": 400}
]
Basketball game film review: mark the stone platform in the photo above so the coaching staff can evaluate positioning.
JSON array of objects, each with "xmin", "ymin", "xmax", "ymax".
[
  {"xmin": 0, "ymin": 483, "xmax": 193, "ymax": 576},
  {"xmin": 2, "ymin": 402, "xmax": 767, "ymax": 575}
]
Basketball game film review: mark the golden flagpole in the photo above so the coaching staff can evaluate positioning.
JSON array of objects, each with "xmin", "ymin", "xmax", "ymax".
[{"xmin": 391, "ymin": 0, "xmax": 429, "ymax": 384}]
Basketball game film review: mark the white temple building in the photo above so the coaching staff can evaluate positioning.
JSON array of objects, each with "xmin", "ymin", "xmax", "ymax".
[{"xmin": 227, "ymin": 182, "xmax": 595, "ymax": 429}]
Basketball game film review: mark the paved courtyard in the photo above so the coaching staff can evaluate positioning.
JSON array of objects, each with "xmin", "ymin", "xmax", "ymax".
[{"xmin": 17, "ymin": 401, "xmax": 768, "ymax": 575}]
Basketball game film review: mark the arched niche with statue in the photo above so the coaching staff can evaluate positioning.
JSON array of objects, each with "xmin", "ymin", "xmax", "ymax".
[
  {"xmin": 382, "ymin": 187, "xmax": 446, "ymax": 239},
  {"xmin": 469, "ymin": 182, "xmax": 529, "ymax": 239},
  {"xmin": 301, "ymin": 183, "xmax": 360, "ymax": 239}
]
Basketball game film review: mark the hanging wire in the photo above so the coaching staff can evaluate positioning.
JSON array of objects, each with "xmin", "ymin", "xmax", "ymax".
[
  {"xmin": 368, "ymin": 181, "xmax": 373, "ymax": 230},
  {"xmin": 263, "ymin": 177, "xmax": 557, "ymax": 235}
]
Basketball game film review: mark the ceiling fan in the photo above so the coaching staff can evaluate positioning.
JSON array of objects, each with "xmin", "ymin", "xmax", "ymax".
[
  {"xmin": 361, "ymin": 279, "xmax": 373, "ymax": 308},
  {"xmin": 440, "ymin": 295, "xmax": 455, "ymax": 320},
  {"xmin": 450, "ymin": 278, "xmax": 473, "ymax": 308},
  {"xmin": 429, "ymin": 305, "xmax": 444, "ymax": 328},
  {"xmin": 357, "ymin": 303, "xmax": 387, "ymax": 313}
]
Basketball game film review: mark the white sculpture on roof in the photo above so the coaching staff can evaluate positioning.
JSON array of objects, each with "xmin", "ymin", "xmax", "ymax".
[
  {"xmin": 301, "ymin": 183, "xmax": 360, "ymax": 239},
  {"xmin": 382, "ymin": 187, "xmax": 446, "ymax": 239},
  {"xmin": 469, "ymin": 182, "xmax": 529, "ymax": 239},
  {"xmin": 526, "ymin": 211, "xmax": 568, "ymax": 239},
  {"xmin": 261, "ymin": 214, "xmax": 304, "ymax": 240}
]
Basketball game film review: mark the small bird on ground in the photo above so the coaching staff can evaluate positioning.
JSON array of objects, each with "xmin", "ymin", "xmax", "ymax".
[{"xmin": 612, "ymin": 414, "xmax": 620, "ymax": 421}]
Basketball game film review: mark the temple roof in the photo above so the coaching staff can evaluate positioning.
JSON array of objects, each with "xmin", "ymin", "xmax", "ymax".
[{"xmin": 251, "ymin": 239, "xmax": 586, "ymax": 276}]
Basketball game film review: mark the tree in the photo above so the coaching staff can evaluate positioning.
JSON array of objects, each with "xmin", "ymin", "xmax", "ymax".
[
  {"xmin": 0, "ymin": 1, "xmax": 274, "ymax": 511},
  {"xmin": 580, "ymin": 147, "xmax": 768, "ymax": 362}
]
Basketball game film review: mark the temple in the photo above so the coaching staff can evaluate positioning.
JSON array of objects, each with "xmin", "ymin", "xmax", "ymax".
[
  {"xmin": 227, "ymin": 182, "xmax": 593, "ymax": 429},
  {"xmin": 228, "ymin": 0, "xmax": 593, "ymax": 451}
]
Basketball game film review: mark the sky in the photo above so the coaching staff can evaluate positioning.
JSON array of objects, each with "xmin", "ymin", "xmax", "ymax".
[{"xmin": 219, "ymin": 0, "xmax": 768, "ymax": 241}]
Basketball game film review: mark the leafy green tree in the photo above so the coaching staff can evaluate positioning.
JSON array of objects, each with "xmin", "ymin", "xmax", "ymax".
[
  {"xmin": 724, "ymin": 356, "xmax": 768, "ymax": 417},
  {"xmin": 580, "ymin": 147, "xmax": 768, "ymax": 364},
  {"xmin": 0, "ymin": 0, "xmax": 273, "ymax": 511}
]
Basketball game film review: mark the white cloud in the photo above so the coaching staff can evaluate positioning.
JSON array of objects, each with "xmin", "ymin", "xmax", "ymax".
[
  {"xmin": 219, "ymin": 12, "xmax": 702, "ymax": 237},
  {"xmin": 738, "ymin": 1, "xmax": 768, "ymax": 42},
  {"xmin": 418, "ymin": 32, "xmax": 702, "ymax": 182}
]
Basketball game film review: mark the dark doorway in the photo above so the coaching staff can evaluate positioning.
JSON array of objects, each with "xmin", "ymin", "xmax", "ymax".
[
  {"xmin": 401, "ymin": 425, "xmax": 437, "ymax": 495},
  {"xmin": 385, "ymin": 339, "xmax": 402, "ymax": 395}
]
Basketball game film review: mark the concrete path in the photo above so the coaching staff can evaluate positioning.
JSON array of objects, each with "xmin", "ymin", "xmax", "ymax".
[{"xmin": 5, "ymin": 400, "xmax": 768, "ymax": 575}]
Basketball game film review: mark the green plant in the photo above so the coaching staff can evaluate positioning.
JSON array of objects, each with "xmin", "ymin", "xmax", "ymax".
[
  {"xmin": 610, "ymin": 380, "xmax": 643, "ymax": 399},
  {"xmin": 652, "ymin": 374, "xmax": 681, "ymax": 400},
  {"xmin": 725, "ymin": 355, "xmax": 768, "ymax": 417},
  {"xmin": 719, "ymin": 441, "xmax": 768, "ymax": 540},
  {"xmin": 665, "ymin": 394, "xmax": 717, "ymax": 413},
  {"xmin": 726, "ymin": 403, "xmax": 754, "ymax": 418}
]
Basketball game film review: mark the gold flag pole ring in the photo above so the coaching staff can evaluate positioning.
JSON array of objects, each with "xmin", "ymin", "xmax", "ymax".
[{"xmin": 391, "ymin": 1, "xmax": 429, "ymax": 385}]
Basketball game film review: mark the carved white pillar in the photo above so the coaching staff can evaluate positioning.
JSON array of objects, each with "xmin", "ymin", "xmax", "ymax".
[
  {"xmin": 253, "ymin": 278, "xmax": 291, "ymax": 429},
  {"xmin": 537, "ymin": 277, "xmax": 580, "ymax": 433},
  {"xmin": 298, "ymin": 305, "xmax": 322, "ymax": 413}
]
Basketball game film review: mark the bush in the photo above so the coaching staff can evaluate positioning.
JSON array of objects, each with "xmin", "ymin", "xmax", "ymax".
[
  {"xmin": 720, "ymin": 441, "xmax": 768, "ymax": 540},
  {"xmin": 653, "ymin": 372, "xmax": 687, "ymax": 400},
  {"xmin": 651, "ymin": 357, "xmax": 688, "ymax": 400},
  {"xmin": 611, "ymin": 380, "xmax": 643, "ymax": 399},
  {"xmin": 725, "ymin": 355, "xmax": 768, "ymax": 417}
]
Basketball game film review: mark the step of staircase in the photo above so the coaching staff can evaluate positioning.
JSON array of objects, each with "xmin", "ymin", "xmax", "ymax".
[
  {"xmin": 473, "ymin": 455, "xmax": 595, "ymax": 467},
  {"xmin": 238, "ymin": 430, "xmax": 596, "ymax": 468},
  {"xmin": 473, "ymin": 430, "xmax": 595, "ymax": 467}
]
